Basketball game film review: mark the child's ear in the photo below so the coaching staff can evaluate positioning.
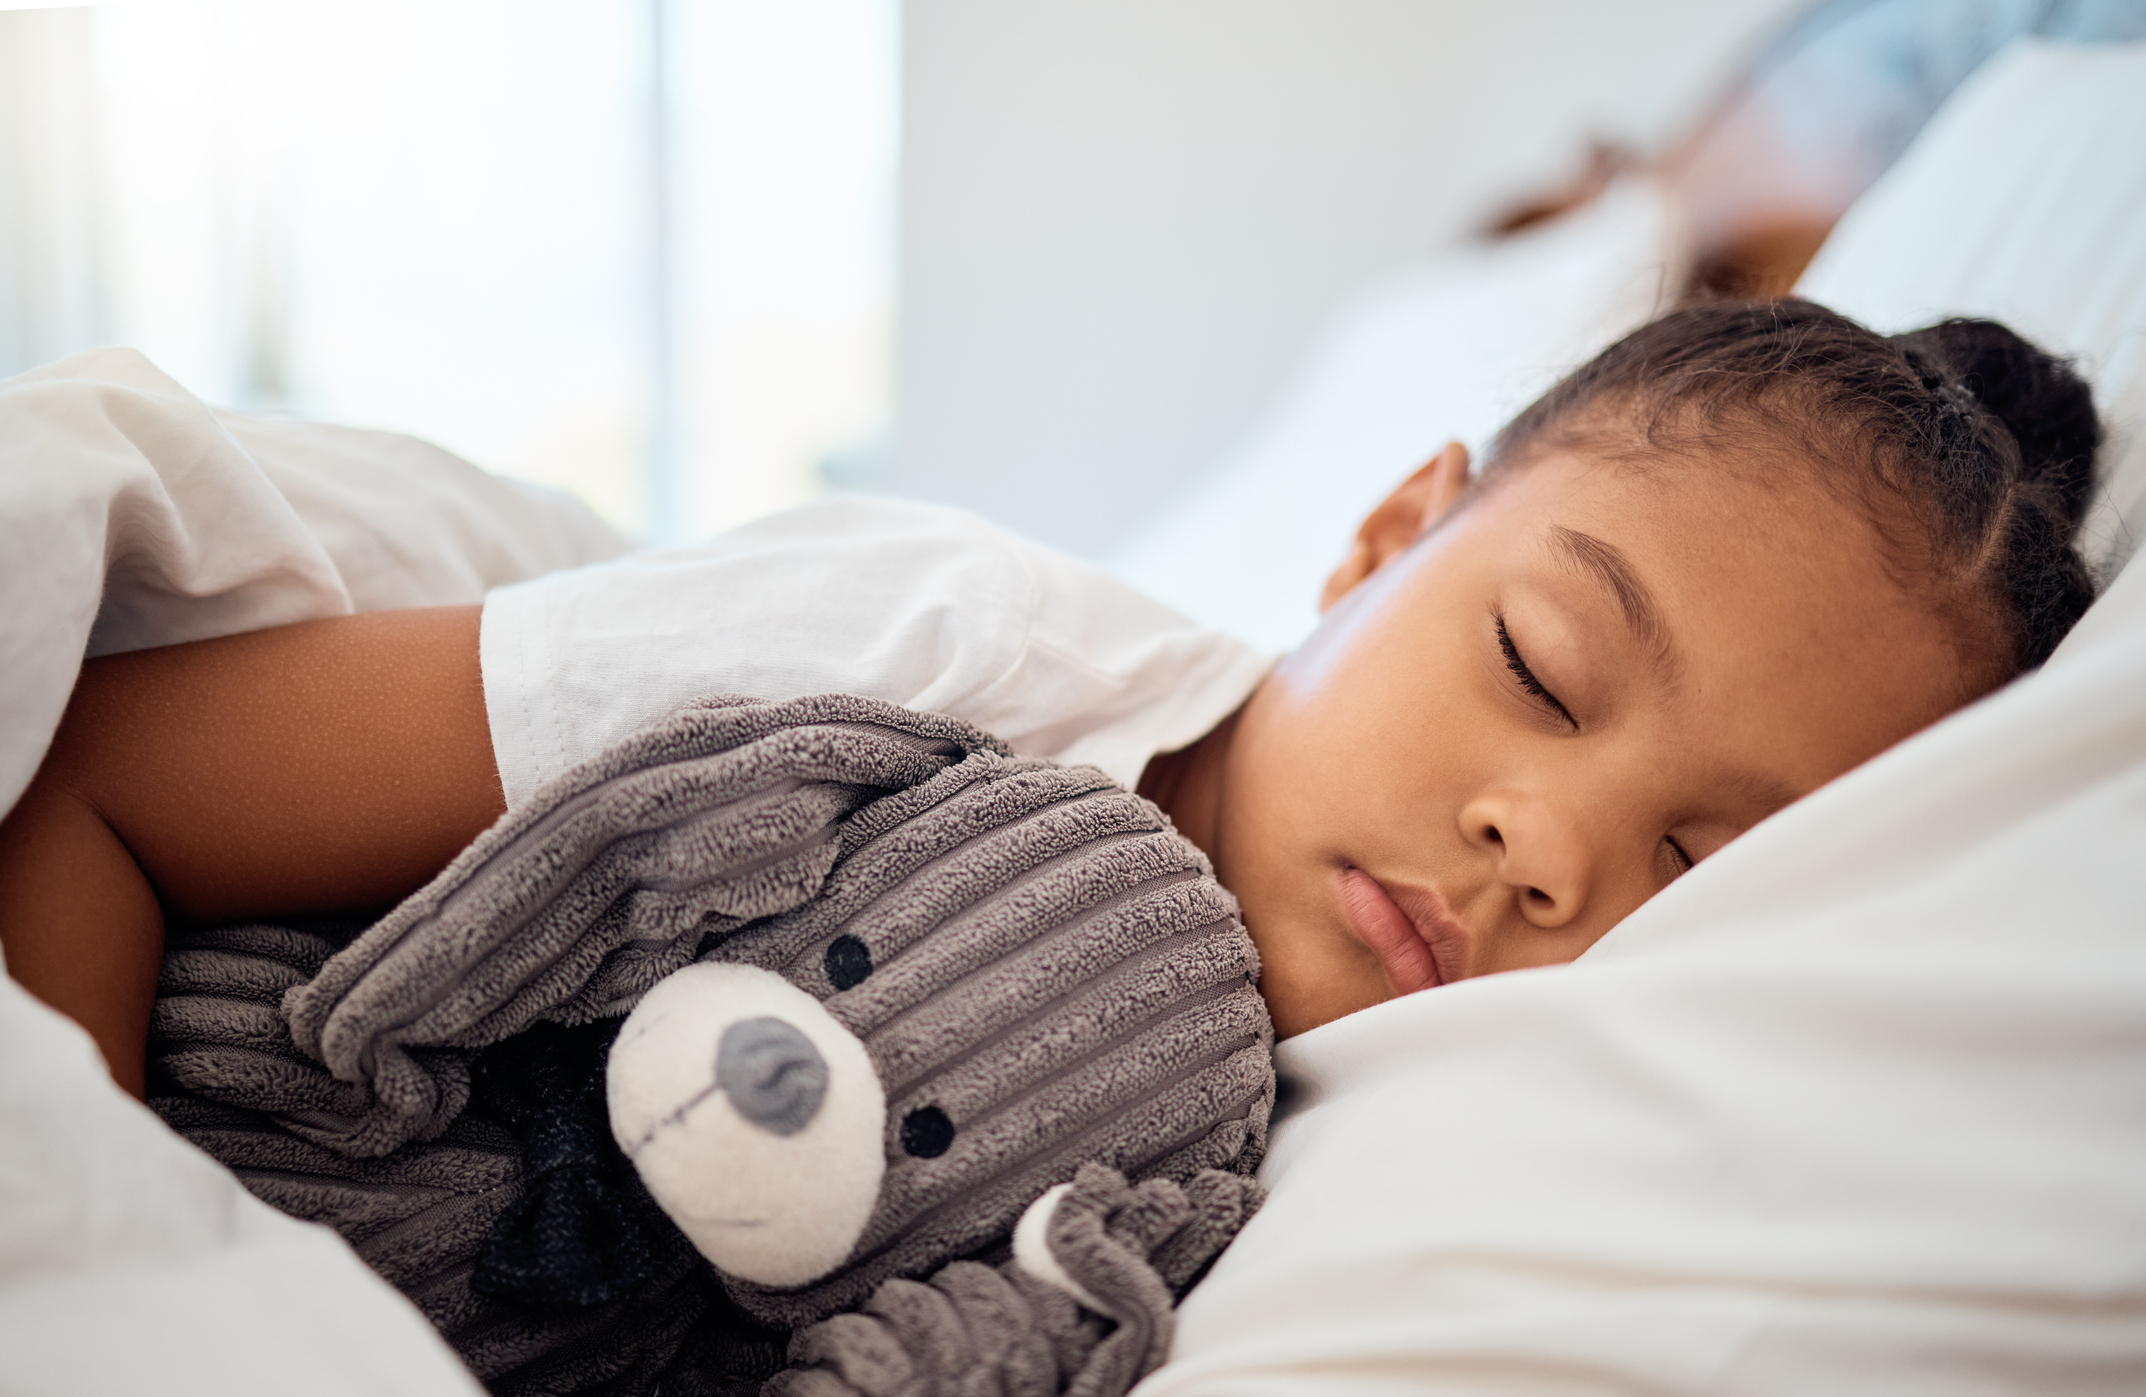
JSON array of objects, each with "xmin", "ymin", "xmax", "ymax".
[{"xmin": 1319, "ymin": 441, "xmax": 1471, "ymax": 613}]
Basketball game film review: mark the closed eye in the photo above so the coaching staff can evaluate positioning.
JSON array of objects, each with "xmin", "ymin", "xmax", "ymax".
[{"xmin": 1496, "ymin": 614, "xmax": 1575, "ymax": 729}]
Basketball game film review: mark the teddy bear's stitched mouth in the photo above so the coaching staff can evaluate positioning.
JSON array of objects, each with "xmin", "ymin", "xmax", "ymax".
[{"xmin": 624, "ymin": 1081, "xmax": 724, "ymax": 1154}]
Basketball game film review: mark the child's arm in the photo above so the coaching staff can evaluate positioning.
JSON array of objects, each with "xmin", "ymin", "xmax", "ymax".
[{"xmin": 0, "ymin": 606, "xmax": 507, "ymax": 1097}]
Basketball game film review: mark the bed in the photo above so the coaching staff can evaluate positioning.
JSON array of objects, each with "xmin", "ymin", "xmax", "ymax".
[{"xmin": 4, "ymin": 28, "xmax": 2146, "ymax": 1397}]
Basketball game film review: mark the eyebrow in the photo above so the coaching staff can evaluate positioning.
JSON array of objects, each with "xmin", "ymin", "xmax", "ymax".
[{"xmin": 1548, "ymin": 525, "xmax": 1672, "ymax": 662}]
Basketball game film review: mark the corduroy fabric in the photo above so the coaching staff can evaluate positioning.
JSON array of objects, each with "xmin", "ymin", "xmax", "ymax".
[
  {"xmin": 766, "ymin": 1165, "xmax": 1265, "ymax": 1397},
  {"xmin": 149, "ymin": 693, "xmax": 1272, "ymax": 1392},
  {"xmin": 151, "ymin": 929, "xmax": 791, "ymax": 1397}
]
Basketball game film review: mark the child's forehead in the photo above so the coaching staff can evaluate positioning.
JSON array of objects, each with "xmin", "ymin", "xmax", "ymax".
[
  {"xmin": 1460, "ymin": 452, "xmax": 1956, "ymax": 697},
  {"xmin": 1479, "ymin": 443, "xmax": 1865, "ymax": 554}
]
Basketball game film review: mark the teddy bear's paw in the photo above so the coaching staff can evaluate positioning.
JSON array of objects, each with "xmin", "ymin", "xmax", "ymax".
[{"xmin": 607, "ymin": 961, "xmax": 886, "ymax": 1287}]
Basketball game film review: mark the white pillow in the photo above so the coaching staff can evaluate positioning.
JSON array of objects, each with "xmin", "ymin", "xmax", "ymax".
[
  {"xmin": 1141, "ymin": 38, "xmax": 2146, "ymax": 1397},
  {"xmin": 1797, "ymin": 39, "xmax": 2146, "ymax": 578}
]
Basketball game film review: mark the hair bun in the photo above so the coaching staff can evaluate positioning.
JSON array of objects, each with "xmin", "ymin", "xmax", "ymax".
[{"xmin": 1890, "ymin": 318, "xmax": 2102, "ymax": 529}]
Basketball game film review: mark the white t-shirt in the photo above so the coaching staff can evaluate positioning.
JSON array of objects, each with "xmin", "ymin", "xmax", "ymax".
[{"xmin": 478, "ymin": 497, "xmax": 1274, "ymax": 809}]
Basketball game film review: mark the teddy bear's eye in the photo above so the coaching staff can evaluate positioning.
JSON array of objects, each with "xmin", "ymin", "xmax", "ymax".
[
  {"xmin": 825, "ymin": 934, "xmax": 874, "ymax": 990},
  {"xmin": 900, "ymin": 1105, "xmax": 955, "ymax": 1158}
]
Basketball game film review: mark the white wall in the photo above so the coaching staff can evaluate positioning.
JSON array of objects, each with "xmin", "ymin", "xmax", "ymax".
[{"xmin": 892, "ymin": 0, "xmax": 1803, "ymax": 557}]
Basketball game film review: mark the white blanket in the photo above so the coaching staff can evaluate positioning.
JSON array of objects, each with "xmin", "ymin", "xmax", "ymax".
[
  {"xmin": 0, "ymin": 347, "xmax": 625, "ymax": 818},
  {"xmin": 0, "ymin": 348, "xmax": 623, "ymax": 1396}
]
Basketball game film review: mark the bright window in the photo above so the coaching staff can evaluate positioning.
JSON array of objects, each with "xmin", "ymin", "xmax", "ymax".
[{"xmin": 0, "ymin": 0, "xmax": 898, "ymax": 541}]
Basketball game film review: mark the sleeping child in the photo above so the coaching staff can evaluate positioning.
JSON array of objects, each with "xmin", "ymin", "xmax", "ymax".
[{"xmin": 0, "ymin": 298, "xmax": 2103, "ymax": 1390}]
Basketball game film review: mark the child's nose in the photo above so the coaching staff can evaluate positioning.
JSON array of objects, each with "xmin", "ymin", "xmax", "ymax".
[{"xmin": 1459, "ymin": 790, "xmax": 1589, "ymax": 929}]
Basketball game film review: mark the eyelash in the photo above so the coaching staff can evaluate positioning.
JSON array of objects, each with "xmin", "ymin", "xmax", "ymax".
[
  {"xmin": 1497, "ymin": 612, "xmax": 1692, "ymax": 878},
  {"xmin": 1494, "ymin": 614, "xmax": 1575, "ymax": 728}
]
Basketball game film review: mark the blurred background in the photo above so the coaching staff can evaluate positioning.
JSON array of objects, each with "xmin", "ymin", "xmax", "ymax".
[
  {"xmin": 0, "ymin": 0, "xmax": 898, "ymax": 538},
  {"xmin": 0, "ymin": 0, "xmax": 1802, "ymax": 551}
]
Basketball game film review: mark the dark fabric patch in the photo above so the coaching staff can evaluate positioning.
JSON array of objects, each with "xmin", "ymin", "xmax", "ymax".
[{"xmin": 470, "ymin": 1018, "xmax": 670, "ymax": 1312}]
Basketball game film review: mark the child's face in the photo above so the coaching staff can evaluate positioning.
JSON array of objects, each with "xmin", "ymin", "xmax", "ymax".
[{"xmin": 1210, "ymin": 446, "xmax": 1976, "ymax": 1038}]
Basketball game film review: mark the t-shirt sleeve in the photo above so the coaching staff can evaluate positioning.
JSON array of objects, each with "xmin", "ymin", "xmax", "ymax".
[
  {"xmin": 479, "ymin": 498, "xmax": 1039, "ymax": 809},
  {"xmin": 481, "ymin": 496, "xmax": 1274, "ymax": 807}
]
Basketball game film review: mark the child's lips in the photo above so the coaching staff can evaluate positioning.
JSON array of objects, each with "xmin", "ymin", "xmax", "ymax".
[{"xmin": 1336, "ymin": 867, "xmax": 1463, "ymax": 995}]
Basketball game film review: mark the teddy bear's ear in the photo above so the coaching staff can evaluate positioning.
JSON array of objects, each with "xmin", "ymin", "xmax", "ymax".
[{"xmin": 607, "ymin": 962, "xmax": 889, "ymax": 1288}]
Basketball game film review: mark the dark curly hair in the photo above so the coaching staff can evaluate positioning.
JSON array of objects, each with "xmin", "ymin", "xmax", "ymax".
[{"xmin": 1484, "ymin": 299, "xmax": 2101, "ymax": 680}]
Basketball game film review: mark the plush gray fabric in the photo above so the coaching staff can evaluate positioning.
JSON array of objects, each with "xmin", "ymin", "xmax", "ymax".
[
  {"xmin": 768, "ymin": 1164, "xmax": 1264, "ymax": 1397},
  {"xmin": 150, "ymin": 693, "xmax": 1272, "ymax": 1394},
  {"xmin": 153, "ymin": 928, "xmax": 779, "ymax": 1397},
  {"xmin": 282, "ymin": 698, "xmax": 984, "ymax": 1158}
]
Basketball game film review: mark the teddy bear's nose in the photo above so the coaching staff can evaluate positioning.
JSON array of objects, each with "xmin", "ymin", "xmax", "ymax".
[{"xmin": 715, "ymin": 1016, "xmax": 829, "ymax": 1136}]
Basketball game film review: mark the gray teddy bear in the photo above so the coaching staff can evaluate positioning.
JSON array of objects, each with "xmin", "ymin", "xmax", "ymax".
[{"xmin": 151, "ymin": 693, "xmax": 1275, "ymax": 1396}]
